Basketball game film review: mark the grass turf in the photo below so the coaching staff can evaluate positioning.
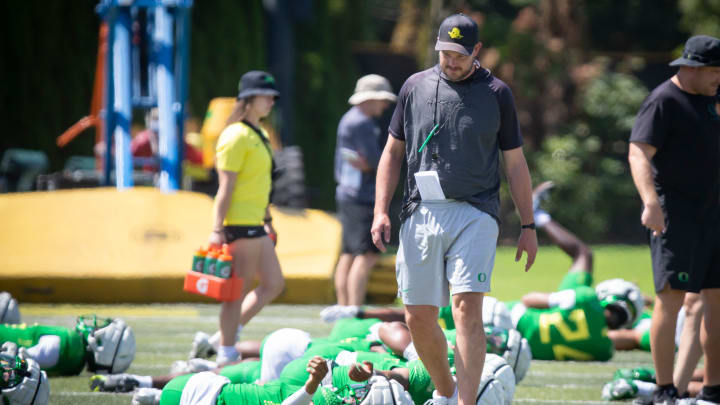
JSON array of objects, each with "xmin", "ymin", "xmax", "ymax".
[{"xmin": 25, "ymin": 245, "xmax": 653, "ymax": 404}]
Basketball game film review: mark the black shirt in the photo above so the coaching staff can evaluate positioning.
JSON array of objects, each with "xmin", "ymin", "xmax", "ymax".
[
  {"xmin": 389, "ymin": 64, "xmax": 523, "ymax": 222},
  {"xmin": 630, "ymin": 79, "xmax": 720, "ymax": 217}
]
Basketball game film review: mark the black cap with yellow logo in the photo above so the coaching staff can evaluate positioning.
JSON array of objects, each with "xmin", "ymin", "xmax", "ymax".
[{"xmin": 434, "ymin": 13, "xmax": 479, "ymax": 56}]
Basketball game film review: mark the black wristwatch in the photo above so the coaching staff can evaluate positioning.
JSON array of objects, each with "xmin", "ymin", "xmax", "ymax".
[{"xmin": 521, "ymin": 222, "xmax": 536, "ymax": 230}]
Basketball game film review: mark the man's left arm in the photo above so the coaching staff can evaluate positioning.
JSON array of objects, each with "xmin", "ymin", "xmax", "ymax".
[{"xmin": 502, "ymin": 147, "xmax": 537, "ymax": 271}]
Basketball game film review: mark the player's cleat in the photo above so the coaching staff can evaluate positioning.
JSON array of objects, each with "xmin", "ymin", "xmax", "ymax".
[
  {"xmin": 602, "ymin": 378, "xmax": 639, "ymax": 401},
  {"xmin": 170, "ymin": 358, "xmax": 218, "ymax": 374},
  {"xmin": 189, "ymin": 331, "xmax": 216, "ymax": 359},
  {"xmin": 132, "ymin": 387, "xmax": 162, "ymax": 405},
  {"xmin": 531, "ymin": 181, "xmax": 555, "ymax": 211},
  {"xmin": 614, "ymin": 367, "xmax": 656, "ymax": 383},
  {"xmin": 320, "ymin": 305, "xmax": 359, "ymax": 323},
  {"xmin": 90, "ymin": 373, "xmax": 141, "ymax": 393},
  {"xmin": 652, "ymin": 385, "xmax": 679, "ymax": 405}
]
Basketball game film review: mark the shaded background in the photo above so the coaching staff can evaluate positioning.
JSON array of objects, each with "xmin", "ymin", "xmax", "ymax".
[{"xmin": 2, "ymin": 0, "xmax": 719, "ymax": 243}]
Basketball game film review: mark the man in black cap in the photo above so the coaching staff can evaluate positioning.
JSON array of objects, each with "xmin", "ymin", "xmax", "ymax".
[
  {"xmin": 371, "ymin": 13, "xmax": 537, "ymax": 405},
  {"xmin": 629, "ymin": 35, "xmax": 720, "ymax": 405}
]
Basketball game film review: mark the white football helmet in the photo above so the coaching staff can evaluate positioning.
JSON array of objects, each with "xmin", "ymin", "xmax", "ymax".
[
  {"xmin": 359, "ymin": 376, "xmax": 414, "ymax": 405},
  {"xmin": 595, "ymin": 278, "xmax": 644, "ymax": 329},
  {"xmin": 482, "ymin": 296, "xmax": 513, "ymax": 330},
  {"xmin": 0, "ymin": 292, "xmax": 21, "ymax": 324},
  {"xmin": 482, "ymin": 353, "xmax": 516, "ymax": 405},
  {"xmin": 475, "ymin": 372, "xmax": 506, "ymax": 405},
  {"xmin": 502, "ymin": 329, "xmax": 532, "ymax": 383},
  {"xmin": 0, "ymin": 355, "xmax": 49, "ymax": 405},
  {"xmin": 87, "ymin": 318, "xmax": 136, "ymax": 373}
]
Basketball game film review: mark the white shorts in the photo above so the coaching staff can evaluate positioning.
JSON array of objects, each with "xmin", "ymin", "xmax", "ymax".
[
  {"xmin": 396, "ymin": 201, "xmax": 499, "ymax": 306},
  {"xmin": 258, "ymin": 328, "xmax": 311, "ymax": 383}
]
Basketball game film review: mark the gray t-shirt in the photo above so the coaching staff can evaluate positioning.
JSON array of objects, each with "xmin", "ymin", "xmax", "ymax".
[
  {"xmin": 389, "ymin": 64, "xmax": 523, "ymax": 222},
  {"xmin": 335, "ymin": 106, "xmax": 383, "ymax": 204}
]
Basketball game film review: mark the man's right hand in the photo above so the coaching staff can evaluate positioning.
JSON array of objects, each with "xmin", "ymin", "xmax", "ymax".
[
  {"xmin": 371, "ymin": 212, "xmax": 391, "ymax": 252},
  {"xmin": 641, "ymin": 201, "xmax": 666, "ymax": 236}
]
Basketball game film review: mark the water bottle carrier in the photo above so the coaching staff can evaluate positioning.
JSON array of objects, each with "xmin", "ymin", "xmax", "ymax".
[{"xmin": 183, "ymin": 271, "xmax": 243, "ymax": 302}]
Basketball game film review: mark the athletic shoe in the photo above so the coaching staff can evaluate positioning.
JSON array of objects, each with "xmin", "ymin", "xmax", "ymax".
[
  {"xmin": 423, "ymin": 390, "xmax": 458, "ymax": 405},
  {"xmin": 320, "ymin": 305, "xmax": 359, "ymax": 323},
  {"xmin": 170, "ymin": 358, "xmax": 218, "ymax": 374},
  {"xmin": 189, "ymin": 331, "xmax": 216, "ymax": 359},
  {"xmin": 652, "ymin": 385, "xmax": 679, "ymax": 405},
  {"xmin": 90, "ymin": 373, "xmax": 141, "ymax": 393},
  {"xmin": 602, "ymin": 378, "xmax": 639, "ymax": 400},
  {"xmin": 531, "ymin": 180, "xmax": 555, "ymax": 211},
  {"xmin": 215, "ymin": 350, "xmax": 239, "ymax": 367},
  {"xmin": 132, "ymin": 387, "xmax": 162, "ymax": 405},
  {"xmin": 614, "ymin": 367, "xmax": 656, "ymax": 383},
  {"xmin": 696, "ymin": 386, "xmax": 720, "ymax": 404},
  {"xmin": 676, "ymin": 398, "xmax": 697, "ymax": 405}
]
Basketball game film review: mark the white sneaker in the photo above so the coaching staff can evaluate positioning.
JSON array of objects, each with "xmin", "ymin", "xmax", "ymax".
[
  {"xmin": 423, "ymin": 390, "xmax": 458, "ymax": 405},
  {"xmin": 132, "ymin": 387, "xmax": 162, "ymax": 405},
  {"xmin": 171, "ymin": 358, "xmax": 218, "ymax": 374},
  {"xmin": 189, "ymin": 331, "xmax": 216, "ymax": 359},
  {"xmin": 215, "ymin": 351, "xmax": 239, "ymax": 367},
  {"xmin": 320, "ymin": 305, "xmax": 359, "ymax": 323}
]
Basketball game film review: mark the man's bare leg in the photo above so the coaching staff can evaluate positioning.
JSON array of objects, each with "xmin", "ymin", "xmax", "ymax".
[
  {"xmin": 452, "ymin": 292, "xmax": 485, "ymax": 405},
  {"xmin": 405, "ymin": 305, "xmax": 455, "ymax": 397},
  {"xmin": 651, "ymin": 286, "xmax": 685, "ymax": 386},
  {"xmin": 700, "ymin": 288, "xmax": 720, "ymax": 385},
  {"xmin": 674, "ymin": 292, "xmax": 703, "ymax": 395},
  {"xmin": 333, "ymin": 253, "xmax": 354, "ymax": 305},
  {"xmin": 347, "ymin": 252, "xmax": 379, "ymax": 306}
]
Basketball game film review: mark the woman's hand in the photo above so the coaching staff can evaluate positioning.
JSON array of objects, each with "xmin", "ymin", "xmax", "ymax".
[{"xmin": 208, "ymin": 229, "xmax": 226, "ymax": 248}]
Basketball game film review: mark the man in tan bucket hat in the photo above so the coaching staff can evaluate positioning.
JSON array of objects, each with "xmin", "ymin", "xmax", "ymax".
[{"xmin": 321, "ymin": 74, "xmax": 396, "ymax": 322}]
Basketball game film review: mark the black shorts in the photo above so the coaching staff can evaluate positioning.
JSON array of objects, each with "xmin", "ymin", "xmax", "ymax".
[
  {"xmin": 224, "ymin": 226, "xmax": 266, "ymax": 243},
  {"xmin": 337, "ymin": 200, "xmax": 379, "ymax": 255},
  {"xmin": 649, "ymin": 214, "xmax": 720, "ymax": 293}
]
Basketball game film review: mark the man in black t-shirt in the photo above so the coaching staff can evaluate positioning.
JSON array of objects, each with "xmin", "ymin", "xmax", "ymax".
[
  {"xmin": 628, "ymin": 35, "xmax": 720, "ymax": 405},
  {"xmin": 371, "ymin": 13, "xmax": 537, "ymax": 405}
]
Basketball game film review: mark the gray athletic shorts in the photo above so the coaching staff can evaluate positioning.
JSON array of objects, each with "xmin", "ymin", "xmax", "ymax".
[{"xmin": 396, "ymin": 200, "xmax": 499, "ymax": 306}]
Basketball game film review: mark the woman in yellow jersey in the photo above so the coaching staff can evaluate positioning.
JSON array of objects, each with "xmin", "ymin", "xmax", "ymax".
[{"xmin": 208, "ymin": 70, "xmax": 285, "ymax": 365}]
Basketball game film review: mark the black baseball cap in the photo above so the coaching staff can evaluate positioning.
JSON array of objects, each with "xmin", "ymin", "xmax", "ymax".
[
  {"xmin": 237, "ymin": 70, "xmax": 280, "ymax": 100},
  {"xmin": 434, "ymin": 13, "xmax": 479, "ymax": 56},
  {"xmin": 669, "ymin": 35, "xmax": 720, "ymax": 67}
]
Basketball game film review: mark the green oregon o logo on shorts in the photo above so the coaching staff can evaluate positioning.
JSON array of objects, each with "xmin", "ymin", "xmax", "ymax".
[
  {"xmin": 678, "ymin": 272, "xmax": 690, "ymax": 282},
  {"xmin": 478, "ymin": 273, "xmax": 486, "ymax": 283}
]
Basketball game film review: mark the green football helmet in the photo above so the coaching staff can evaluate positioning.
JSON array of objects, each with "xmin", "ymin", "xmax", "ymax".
[
  {"xmin": 0, "ymin": 354, "xmax": 49, "ymax": 405},
  {"xmin": 75, "ymin": 315, "xmax": 113, "ymax": 342}
]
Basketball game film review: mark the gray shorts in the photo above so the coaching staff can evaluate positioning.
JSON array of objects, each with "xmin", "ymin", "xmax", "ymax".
[{"xmin": 396, "ymin": 200, "xmax": 499, "ymax": 306}]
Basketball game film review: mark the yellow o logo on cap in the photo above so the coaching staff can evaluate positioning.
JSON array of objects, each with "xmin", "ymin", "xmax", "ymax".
[{"xmin": 449, "ymin": 27, "xmax": 463, "ymax": 39}]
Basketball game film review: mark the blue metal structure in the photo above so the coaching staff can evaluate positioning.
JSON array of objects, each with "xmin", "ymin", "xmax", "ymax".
[{"xmin": 97, "ymin": 0, "xmax": 193, "ymax": 192}]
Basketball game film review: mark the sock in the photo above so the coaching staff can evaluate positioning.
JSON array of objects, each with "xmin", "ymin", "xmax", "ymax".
[
  {"xmin": 403, "ymin": 342, "xmax": 419, "ymax": 362},
  {"xmin": 131, "ymin": 375, "xmax": 153, "ymax": 388},
  {"xmin": 634, "ymin": 380, "xmax": 656, "ymax": 397},
  {"xmin": 217, "ymin": 345, "xmax": 238, "ymax": 361},
  {"xmin": 534, "ymin": 209, "xmax": 551, "ymax": 227},
  {"xmin": 210, "ymin": 325, "xmax": 243, "ymax": 349}
]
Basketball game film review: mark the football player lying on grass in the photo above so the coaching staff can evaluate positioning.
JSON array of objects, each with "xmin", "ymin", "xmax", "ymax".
[
  {"xmin": 0, "ymin": 315, "xmax": 135, "ymax": 376},
  {"xmin": 127, "ymin": 356, "xmax": 417, "ymax": 405},
  {"xmin": 90, "ymin": 321, "xmax": 411, "ymax": 393},
  {"xmin": 0, "ymin": 345, "xmax": 49, "ymax": 405},
  {"xmin": 603, "ymin": 293, "xmax": 706, "ymax": 403},
  {"xmin": 505, "ymin": 181, "xmax": 646, "ymax": 361}
]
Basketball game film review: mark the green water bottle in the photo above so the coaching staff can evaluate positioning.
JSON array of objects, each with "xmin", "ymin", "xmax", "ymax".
[
  {"xmin": 192, "ymin": 247, "xmax": 207, "ymax": 272},
  {"xmin": 203, "ymin": 248, "xmax": 219, "ymax": 275},
  {"xmin": 215, "ymin": 245, "xmax": 233, "ymax": 279}
]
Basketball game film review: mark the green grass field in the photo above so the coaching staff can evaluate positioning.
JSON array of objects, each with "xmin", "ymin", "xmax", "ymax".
[{"xmin": 24, "ymin": 245, "xmax": 654, "ymax": 405}]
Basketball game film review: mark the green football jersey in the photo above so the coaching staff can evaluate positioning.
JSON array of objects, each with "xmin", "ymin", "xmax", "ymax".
[
  {"xmin": 220, "ymin": 360, "xmax": 262, "ymax": 384},
  {"xmin": 326, "ymin": 318, "xmax": 381, "ymax": 342},
  {"xmin": 557, "ymin": 270, "xmax": 593, "ymax": 291},
  {"xmin": 438, "ymin": 305, "xmax": 455, "ymax": 330},
  {"xmin": 0, "ymin": 323, "xmax": 86, "ymax": 375},
  {"xmin": 513, "ymin": 286, "xmax": 614, "ymax": 361}
]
